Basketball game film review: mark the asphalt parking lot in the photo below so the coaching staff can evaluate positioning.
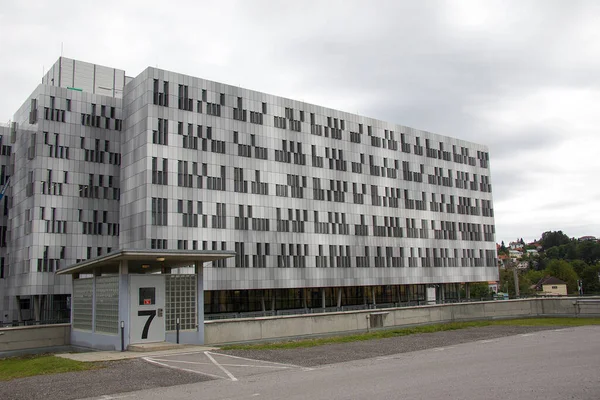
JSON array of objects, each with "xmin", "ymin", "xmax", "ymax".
[
  {"xmin": 105, "ymin": 325, "xmax": 600, "ymax": 400},
  {"xmin": 0, "ymin": 357, "xmax": 211, "ymax": 400},
  {"xmin": 218, "ymin": 324, "xmax": 565, "ymax": 368},
  {"xmin": 0, "ymin": 325, "xmax": 570, "ymax": 400}
]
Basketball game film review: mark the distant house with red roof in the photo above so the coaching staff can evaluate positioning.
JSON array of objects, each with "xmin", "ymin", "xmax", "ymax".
[{"xmin": 509, "ymin": 241, "xmax": 521, "ymax": 250}]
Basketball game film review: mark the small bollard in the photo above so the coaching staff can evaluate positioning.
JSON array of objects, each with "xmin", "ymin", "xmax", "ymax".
[
  {"xmin": 176, "ymin": 317, "xmax": 180, "ymax": 344},
  {"xmin": 120, "ymin": 321, "xmax": 125, "ymax": 352}
]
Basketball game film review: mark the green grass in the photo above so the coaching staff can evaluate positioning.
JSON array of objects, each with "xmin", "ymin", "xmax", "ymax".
[
  {"xmin": 220, "ymin": 317, "xmax": 600, "ymax": 350},
  {"xmin": 0, "ymin": 355, "xmax": 99, "ymax": 381}
]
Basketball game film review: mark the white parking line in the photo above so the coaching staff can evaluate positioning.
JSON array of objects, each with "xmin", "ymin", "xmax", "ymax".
[
  {"xmin": 151, "ymin": 358, "xmax": 291, "ymax": 369},
  {"xmin": 205, "ymin": 351, "xmax": 238, "ymax": 381},
  {"xmin": 149, "ymin": 359, "xmax": 217, "ymax": 366},
  {"xmin": 144, "ymin": 350, "xmax": 313, "ymax": 382},
  {"xmin": 210, "ymin": 352, "xmax": 314, "ymax": 371},
  {"xmin": 145, "ymin": 350, "xmax": 217, "ymax": 357},
  {"xmin": 216, "ymin": 363, "xmax": 291, "ymax": 369},
  {"xmin": 143, "ymin": 356, "xmax": 227, "ymax": 380}
]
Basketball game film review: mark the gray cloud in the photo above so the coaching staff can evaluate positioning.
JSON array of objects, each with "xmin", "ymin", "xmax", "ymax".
[{"xmin": 1, "ymin": 0, "xmax": 599, "ymax": 243}]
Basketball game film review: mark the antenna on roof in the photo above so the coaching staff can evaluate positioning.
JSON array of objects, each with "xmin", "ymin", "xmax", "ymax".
[{"xmin": 61, "ymin": 42, "xmax": 64, "ymax": 57}]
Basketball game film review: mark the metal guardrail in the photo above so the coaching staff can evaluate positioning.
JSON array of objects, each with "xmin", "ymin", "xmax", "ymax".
[
  {"xmin": 204, "ymin": 295, "xmax": 600, "ymax": 321},
  {"xmin": 205, "ymin": 301, "xmax": 440, "ymax": 320},
  {"xmin": 573, "ymin": 298, "xmax": 600, "ymax": 316}
]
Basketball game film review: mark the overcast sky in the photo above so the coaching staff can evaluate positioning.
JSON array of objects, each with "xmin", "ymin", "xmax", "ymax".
[{"xmin": 1, "ymin": 0, "xmax": 598, "ymax": 244}]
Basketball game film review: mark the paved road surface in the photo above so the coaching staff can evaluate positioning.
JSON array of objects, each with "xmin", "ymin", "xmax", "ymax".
[{"xmin": 80, "ymin": 326, "xmax": 600, "ymax": 400}]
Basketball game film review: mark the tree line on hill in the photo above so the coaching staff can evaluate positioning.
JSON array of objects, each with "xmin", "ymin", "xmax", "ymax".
[{"xmin": 497, "ymin": 230, "xmax": 600, "ymax": 297}]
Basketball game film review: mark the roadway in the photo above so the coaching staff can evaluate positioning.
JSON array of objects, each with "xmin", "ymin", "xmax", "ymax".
[{"xmin": 82, "ymin": 325, "xmax": 600, "ymax": 400}]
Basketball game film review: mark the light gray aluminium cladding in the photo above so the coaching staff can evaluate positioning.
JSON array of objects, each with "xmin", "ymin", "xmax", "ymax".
[
  {"xmin": 0, "ymin": 57, "xmax": 496, "ymax": 322},
  {"xmin": 122, "ymin": 66, "xmax": 497, "ymax": 290}
]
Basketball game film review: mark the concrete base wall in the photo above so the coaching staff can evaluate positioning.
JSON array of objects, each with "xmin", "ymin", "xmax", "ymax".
[
  {"xmin": 165, "ymin": 330, "xmax": 202, "ymax": 345},
  {"xmin": 204, "ymin": 297, "xmax": 600, "ymax": 345},
  {"xmin": 71, "ymin": 329, "xmax": 121, "ymax": 351},
  {"xmin": 0, "ymin": 324, "xmax": 70, "ymax": 352},
  {"xmin": 2, "ymin": 298, "xmax": 599, "ymax": 351}
]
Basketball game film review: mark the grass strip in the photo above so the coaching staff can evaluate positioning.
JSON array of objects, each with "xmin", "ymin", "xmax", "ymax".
[
  {"xmin": 220, "ymin": 317, "xmax": 600, "ymax": 350},
  {"xmin": 0, "ymin": 355, "xmax": 99, "ymax": 381}
]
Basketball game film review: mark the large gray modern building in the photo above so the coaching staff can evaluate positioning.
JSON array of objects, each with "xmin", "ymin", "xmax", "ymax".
[{"xmin": 0, "ymin": 57, "xmax": 497, "ymax": 324}]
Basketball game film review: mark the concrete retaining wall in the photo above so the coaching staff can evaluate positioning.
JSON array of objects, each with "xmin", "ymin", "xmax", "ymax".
[
  {"xmin": 0, "ymin": 324, "xmax": 71, "ymax": 352},
  {"xmin": 2, "ymin": 298, "xmax": 598, "ymax": 350},
  {"xmin": 204, "ymin": 297, "xmax": 600, "ymax": 345}
]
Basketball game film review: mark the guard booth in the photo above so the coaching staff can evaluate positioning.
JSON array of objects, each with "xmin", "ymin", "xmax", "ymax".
[{"xmin": 56, "ymin": 249, "xmax": 234, "ymax": 351}]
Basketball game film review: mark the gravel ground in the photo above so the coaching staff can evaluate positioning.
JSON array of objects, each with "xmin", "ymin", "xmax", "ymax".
[
  {"xmin": 0, "ymin": 325, "xmax": 567, "ymax": 399},
  {"xmin": 219, "ymin": 325, "xmax": 567, "ymax": 367},
  {"xmin": 0, "ymin": 358, "xmax": 212, "ymax": 400}
]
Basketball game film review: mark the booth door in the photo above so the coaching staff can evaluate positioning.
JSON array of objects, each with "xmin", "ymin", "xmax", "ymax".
[{"xmin": 129, "ymin": 275, "xmax": 165, "ymax": 344}]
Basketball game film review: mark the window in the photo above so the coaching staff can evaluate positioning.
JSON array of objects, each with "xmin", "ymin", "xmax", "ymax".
[
  {"xmin": 154, "ymin": 118, "xmax": 168, "ymax": 145},
  {"xmin": 151, "ymin": 197, "xmax": 168, "ymax": 226}
]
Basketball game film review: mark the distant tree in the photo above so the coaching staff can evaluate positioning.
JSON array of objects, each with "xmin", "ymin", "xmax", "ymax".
[
  {"xmin": 543, "ymin": 240, "xmax": 600, "ymax": 265},
  {"xmin": 544, "ymin": 241, "xmax": 577, "ymax": 260},
  {"xmin": 526, "ymin": 253, "xmax": 541, "ymax": 270},
  {"xmin": 525, "ymin": 269, "xmax": 545, "ymax": 286},
  {"xmin": 499, "ymin": 268, "xmax": 534, "ymax": 297},
  {"xmin": 545, "ymin": 247, "xmax": 560, "ymax": 259},
  {"xmin": 565, "ymin": 242, "xmax": 578, "ymax": 259},
  {"xmin": 544, "ymin": 259, "xmax": 579, "ymax": 293},
  {"xmin": 468, "ymin": 282, "xmax": 493, "ymax": 299},
  {"xmin": 571, "ymin": 260, "xmax": 589, "ymax": 278},
  {"xmin": 540, "ymin": 231, "xmax": 571, "ymax": 250},
  {"xmin": 535, "ymin": 255, "xmax": 549, "ymax": 271},
  {"xmin": 576, "ymin": 241, "xmax": 600, "ymax": 265},
  {"xmin": 499, "ymin": 241, "xmax": 508, "ymax": 256},
  {"xmin": 581, "ymin": 264, "xmax": 600, "ymax": 294},
  {"xmin": 499, "ymin": 269, "xmax": 514, "ymax": 295}
]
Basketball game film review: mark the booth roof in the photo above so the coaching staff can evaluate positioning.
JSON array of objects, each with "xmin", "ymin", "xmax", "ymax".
[{"xmin": 55, "ymin": 249, "xmax": 236, "ymax": 276}]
